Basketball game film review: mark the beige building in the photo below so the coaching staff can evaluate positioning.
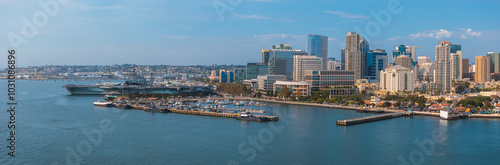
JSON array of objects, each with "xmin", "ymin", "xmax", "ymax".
[
  {"xmin": 396, "ymin": 55, "xmax": 413, "ymax": 70},
  {"xmin": 475, "ymin": 56, "xmax": 491, "ymax": 83},
  {"xmin": 434, "ymin": 40, "xmax": 452, "ymax": 92},
  {"xmin": 293, "ymin": 55, "xmax": 322, "ymax": 81},
  {"xmin": 418, "ymin": 62, "xmax": 435, "ymax": 81},
  {"xmin": 345, "ymin": 32, "xmax": 369, "ymax": 79},
  {"xmin": 273, "ymin": 81, "xmax": 311, "ymax": 96},
  {"xmin": 380, "ymin": 65, "xmax": 414, "ymax": 92}
]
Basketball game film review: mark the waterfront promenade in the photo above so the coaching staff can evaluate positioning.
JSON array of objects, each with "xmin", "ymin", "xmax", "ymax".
[{"xmin": 231, "ymin": 97, "xmax": 500, "ymax": 119}]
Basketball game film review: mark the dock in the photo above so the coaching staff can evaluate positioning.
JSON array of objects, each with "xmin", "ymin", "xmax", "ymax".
[
  {"xmin": 110, "ymin": 103, "xmax": 279, "ymax": 122},
  {"xmin": 336, "ymin": 113, "xmax": 403, "ymax": 126}
]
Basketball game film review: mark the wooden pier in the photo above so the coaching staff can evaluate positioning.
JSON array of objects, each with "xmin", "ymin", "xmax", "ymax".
[{"xmin": 336, "ymin": 113, "xmax": 403, "ymax": 126}]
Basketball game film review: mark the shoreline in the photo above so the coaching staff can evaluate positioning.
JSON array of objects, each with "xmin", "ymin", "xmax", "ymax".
[{"xmin": 231, "ymin": 97, "xmax": 500, "ymax": 119}]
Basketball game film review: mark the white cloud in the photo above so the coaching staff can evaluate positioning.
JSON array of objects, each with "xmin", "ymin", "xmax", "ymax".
[
  {"xmin": 162, "ymin": 35, "xmax": 190, "ymax": 39},
  {"xmin": 388, "ymin": 36, "xmax": 401, "ymax": 41},
  {"xmin": 466, "ymin": 28, "xmax": 482, "ymax": 37},
  {"xmin": 460, "ymin": 34, "xmax": 467, "ymax": 39},
  {"xmin": 231, "ymin": 13, "xmax": 270, "ymax": 19},
  {"xmin": 410, "ymin": 29, "xmax": 452, "ymax": 39},
  {"xmin": 324, "ymin": 11, "xmax": 370, "ymax": 19},
  {"xmin": 328, "ymin": 38, "xmax": 337, "ymax": 41}
]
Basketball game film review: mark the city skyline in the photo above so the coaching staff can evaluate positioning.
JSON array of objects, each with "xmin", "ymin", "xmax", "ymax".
[{"xmin": 1, "ymin": 0, "xmax": 499, "ymax": 69}]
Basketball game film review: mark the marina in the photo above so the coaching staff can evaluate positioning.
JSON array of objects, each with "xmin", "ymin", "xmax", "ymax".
[{"xmin": 94, "ymin": 96, "xmax": 280, "ymax": 122}]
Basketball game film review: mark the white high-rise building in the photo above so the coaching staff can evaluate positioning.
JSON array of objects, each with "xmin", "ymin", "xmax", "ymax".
[
  {"xmin": 380, "ymin": 65, "xmax": 414, "ymax": 92},
  {"xmin": 434, "ymin": 41, "xmax": 452, "ymax": 92},
  {"xmin": 293, "ymin": 55, "xmax": 322, "ymax": 81},
  {"xmin": 450, "ymin": 51, "xmax": 463, "ymax": 81}
]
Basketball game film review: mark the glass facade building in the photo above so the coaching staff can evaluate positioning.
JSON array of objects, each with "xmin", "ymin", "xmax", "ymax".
[
  {"xmin": 307, "ymin": 34, "xmax": 328, "ymax": 70},
  {"xmin": 366, "ymin": 49, "xmax": 388, "ymax": 81},
  {"xmin": 268, "ymin": 45, "xmax": 307, "ymax": 81},
  {"xmin": 246, "ymin": 63, "xmax": 268, "ymax": 80}
]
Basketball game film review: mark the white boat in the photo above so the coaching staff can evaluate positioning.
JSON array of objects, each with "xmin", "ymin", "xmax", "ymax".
[
  {"xmin": 234, "ymin": 101, "xmax": 245, "ymax": 106},
  {"xmin": 94, "ymin": 101, "xmax": 113, "ymax": 107},
  {"xmin": 206, "ymin": 99, "xmax": 214, "ymax": 104}
]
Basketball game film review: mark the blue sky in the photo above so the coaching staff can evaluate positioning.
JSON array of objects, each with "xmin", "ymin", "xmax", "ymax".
[{"xmin": 1, "ymin": 0, "xmax": 499, "ymax": 68}]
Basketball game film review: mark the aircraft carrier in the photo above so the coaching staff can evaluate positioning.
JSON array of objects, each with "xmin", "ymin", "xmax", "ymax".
[{"xmin": 63, "ymin": 73, "xmax": 213, "ymax": 95}]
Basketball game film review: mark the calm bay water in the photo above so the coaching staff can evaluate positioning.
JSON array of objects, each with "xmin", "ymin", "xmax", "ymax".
[{"xmin": 0, "ymin": 80, "xmax": 499, "ymax": 164}]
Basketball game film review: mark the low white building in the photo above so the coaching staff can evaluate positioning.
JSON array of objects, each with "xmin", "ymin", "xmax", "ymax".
[
  {"xmin": 257, "ymin": 75, "xmax": 287, "ymax": 92},
  {"xmin": 380, "ymin": 65, "xmax": 414, "ymax": 92},
  {"xmin": 273, "ymin": 81, "xmax": 311, "ymax": 96}
]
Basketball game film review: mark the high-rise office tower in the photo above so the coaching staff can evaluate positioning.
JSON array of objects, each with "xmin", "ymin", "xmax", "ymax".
[
  {"xmin": 395, "ymin": 55, "xmax": 413, "ymax": 70},
  {"xmin": 487, "ymin": 52, "xmax": 500, "ymax": 73},
  {"xmin": 462, "ymin": 59, "xmax": 469, "ymax": 72},
  {"xmin": 233, "ymin": 68, "xmax": 246, "ymax": 82},
  {"xmin": 268, "ymin": 44, "xmax": 308, "ymax": 81},
  {"xmin": 366, "ymin": 49, "xmax": 388, "ymax": 81},
  {"xmin": 393, "ymin": 45, "xmax": 419, "ymax": 64},
  {"xmin": 450, "ymin": 51, "xmax": 463, "ymax": 80},
  {"xmin": 345, "ymin": 32, "xmax": 369, "ymax": 79},
  {"xmin": 418, "ymin": 56, "xmax": 431, "ymax": 66},
  {"xmin": 434, "ymin": 40, "xmax": 452, "ymax": 92},
  {"xmin": 462, "ymin": 59, "xmax": 469, "ymax": 75},
  {"xmin": 262, "ymin": 50, "xmax": 270, "ymax": 64},
  {"xmin": 293, "ymin": 55, "xmax": 322, "ymax": 81},
  {"xmin": 307, "ymin": 34, "xmax": 328, "ymax": 70},
  {"xmin": 475, "ymin": 56, "xmax": 491, "ymax": 83},
  {"xmin": 246, "ymin": 63, "xmax": 269, "ymax": 80}
]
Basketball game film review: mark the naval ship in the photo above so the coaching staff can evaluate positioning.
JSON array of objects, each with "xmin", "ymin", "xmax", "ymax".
[{"xmin": 63, "ymin": 73, "xmax": 213, "ymax": 95}]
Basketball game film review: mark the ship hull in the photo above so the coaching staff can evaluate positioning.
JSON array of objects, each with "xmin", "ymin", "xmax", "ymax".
[{"xmin": 64, "ymin": 85, "xmax": 213, "ymax": 95}]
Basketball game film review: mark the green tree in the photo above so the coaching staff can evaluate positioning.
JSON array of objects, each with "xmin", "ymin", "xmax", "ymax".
[{"xmin": 279, "ymin": 86, "xmax": 292, "ymax": 98}]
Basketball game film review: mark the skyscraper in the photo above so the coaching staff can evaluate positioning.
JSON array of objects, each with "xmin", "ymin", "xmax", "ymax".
[
  {"xmin": 395, "ymin": 55, "xmax": 413, "ymax": 70},
  {"xmin": 262, "ymin": 50, "xmax": 270, "ymax": 64},
  {"xmin": 268, "ymin": 44, "xmax": 308, "ymax": 81},
  {"xmin": 450, "ymin": 51, "xmax": 463, "ymax": 80},
  {"xmin": 462, "ymin": 58, "xmax": 470, "ymax": 75},
  {"xmin": 307, "ymin": 34, "xmax": 328, "ymax": 70},
  {"xmin": 345, "ymin": 32, "xmax": 369, "ymax": 79},
  {"xmin": 487, "ymin": 52, "xmax": 500, "ymax": 73},
  {"xmin": 434, "ymin": 40, "xmax": 452, "ymax": 92},
  {"xmin": 393, "ymin": 45, "xmax": 419, "ymax": 64},
  {"xmin": 293, "ymin": 55, "xmax": 322, "ymax": 81},
  {"xmin": 366, "ymin": 49, "xmax": 388, "ymax": 81},
  {"xmin": 475, "ymin": 56, "xmax": 491, "ymax": 83}
]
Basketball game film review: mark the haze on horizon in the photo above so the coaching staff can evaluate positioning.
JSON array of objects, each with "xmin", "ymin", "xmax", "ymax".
[{"xmin": 1, "ymin": 0, "xmax": 499, "ymax": 68}]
